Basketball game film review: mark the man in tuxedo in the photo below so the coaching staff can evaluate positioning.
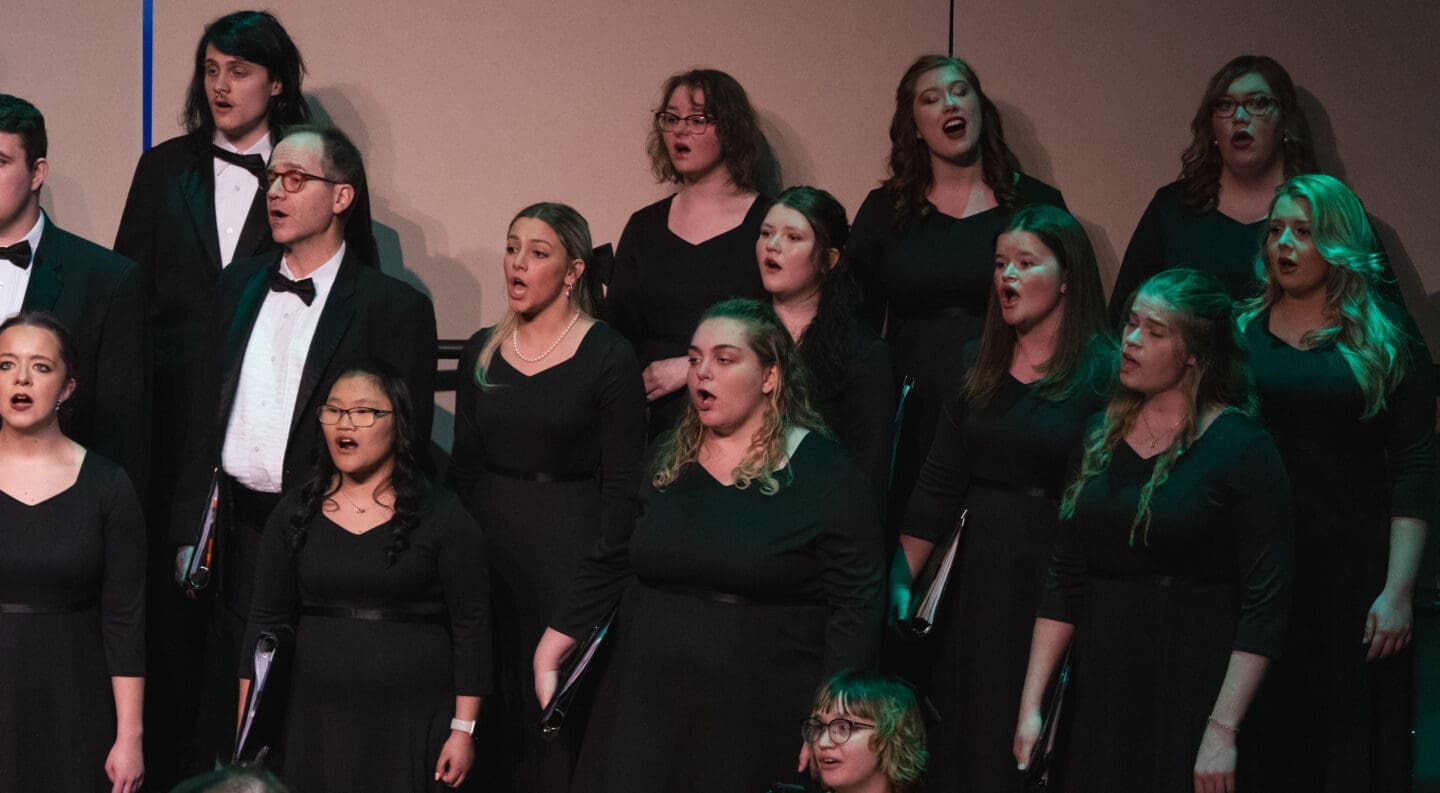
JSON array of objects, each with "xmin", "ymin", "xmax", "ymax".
[
  {"xmin": 172, "ymin": 123, "xmax": 435, "ymax": 765},
  {"xmin": 0, "ymin": 94, "xmax": 147, "ymax": 487}
]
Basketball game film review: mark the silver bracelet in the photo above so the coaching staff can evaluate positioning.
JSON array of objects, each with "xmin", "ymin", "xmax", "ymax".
[{"xmin": 1206, "ymin": 716, "xmax": 1238, "ymax": 733}]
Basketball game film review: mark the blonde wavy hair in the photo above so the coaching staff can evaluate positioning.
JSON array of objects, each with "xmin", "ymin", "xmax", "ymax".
[
  {"xmin": 1237, "ymin": 174, "xmax": 1411, "ymax": 418},
  {"xmin": 651, "ymin": 298, "xmax": 827, "ymax": 494},
  {"xmin": 1061, "ymin": 269, "xmax": 1255, "ymax": 546}
]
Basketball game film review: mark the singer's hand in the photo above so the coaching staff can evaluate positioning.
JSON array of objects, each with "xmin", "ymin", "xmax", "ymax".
[{"xmin": 174, "ymin": 545, "xmax": 196, "ymax": 586}]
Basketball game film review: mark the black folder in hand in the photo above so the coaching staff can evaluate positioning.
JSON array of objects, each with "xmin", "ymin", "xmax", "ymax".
[
  {"xmin": 903, "ymin": 509, "xmax": 967, "ymax": 638},
  {"xmin": 182, "ymin": 469, "xmax": 221, "ymax": 596},
  {"xmin": 1022, "ymin": 650, "xmax": 1072, "ymax": 791},
  {"xmin": 234, "ymin": 626, "xmax": 295, "ymax": 766},
  {"xmin": 536, "ymin": 607, "xmax": 616, "ymax": 739}
]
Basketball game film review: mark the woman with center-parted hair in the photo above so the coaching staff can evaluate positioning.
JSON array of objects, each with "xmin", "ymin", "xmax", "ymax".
[
  {"xmin": 535, "ymin": 299, "xmax": 885, "ymax": 793},
  {"xmin": 1014, "ymin": 269, "xmax": 1293, "ymax": 793},
  {"xmin": 240, "ymin": 361, "xmax": 490, "ymax": 792},
  {"xmin": 0, "ymin": 312, "xmax": 145, "ymax": 793},
  {"xmin": 756, "ymin": 186, "xmax": 894, "ymax": 497},
  {"xmin": 844, "ymin": 54, "xmax": 1066, "ymax": 532},
  {"xmin": 605, "ymin": 68, "xmax": 774, "ymax": 440},
  {"xmin": 890, "ymin": 205, "xmax": 1114, "ymax": 792},
  {"xmin": 1236, "ymin": 174, "xmax": 1435, "ymax": 792},
  {"xmin": 1109, "ymin": 55, "xmax": 1326, "ymax": 322},
  {"xmin": 447, "ymin": 202, "xmax": 646, "ymax": 793}
]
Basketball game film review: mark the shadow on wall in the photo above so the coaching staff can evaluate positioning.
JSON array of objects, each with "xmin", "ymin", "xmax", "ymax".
[
  {"xmin": 759, "ymin": 110, "xmax": 809, "ymax": 195},
  {"xmin": 39, "ymin": 173, "xmax": 96, "ymax": 242}
]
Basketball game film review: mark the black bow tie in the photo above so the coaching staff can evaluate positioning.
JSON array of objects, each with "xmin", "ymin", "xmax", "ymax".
[
  {"xmin": 0, "ymin": 240, "xmax": 31, "ymax": 269},
  {"xmin": 266, "ymin": 268, "xmax": 317, "ymax": 306},
  {"xmin": 211, "ymin": 145, "xmax": 268, "ymax": 182}
]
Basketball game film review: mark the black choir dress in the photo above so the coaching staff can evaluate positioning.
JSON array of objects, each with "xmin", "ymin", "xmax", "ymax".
[
  {"xmin": 606, "ymin": 194, "xmax": 771, "ymax": 438},
  {"xmin": 242, "ymin": 483, "xmax": 491, "ymax": 793},
  {"xmin": 0, "ymin": 453, "xmax": 145, "ymax": 792},
  {"xmin": 559, "ymin": 433, "xmax": 885, "ymax": 793},
  {"xmin": 845, "ymin": 176, "xmax": 1066, "ymax": 521},
  {"xmin": 1108, "ymin": 181, "xmax": 1404, "ymax": 324},
  {"xmin": 899, "ymin": 340, "xmax": 1112, "ymax": 792},
  {"xmin": 805, "ymin": 325, "xmax": 895, "ymax": 498},
  {"xmin": 447, "ymin": 322, "xmax": 646, "ymax": 793},
  {"xmin": 1240, "ymin": 310, "xmax": 1436, "ymax": 793},
  {"xmin": 1039, "ymin": 411, "xmax": 1292, "ymax": 793}
]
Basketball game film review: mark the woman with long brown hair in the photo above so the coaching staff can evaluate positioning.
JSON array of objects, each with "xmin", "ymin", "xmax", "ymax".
[{"xmin": 845, "ymin": 53, "xmax": 1066, "ymax": 524}]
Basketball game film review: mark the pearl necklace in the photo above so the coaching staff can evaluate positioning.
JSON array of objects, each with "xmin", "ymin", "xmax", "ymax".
[{"xmin": 512, "ymin": 313, "xmax": 581, "ymax": 363}]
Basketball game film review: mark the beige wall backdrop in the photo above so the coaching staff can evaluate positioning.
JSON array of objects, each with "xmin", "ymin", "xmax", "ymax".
[{"xmin": 10, "ymin": 1, "xmax": 1440, "ymax": 387}]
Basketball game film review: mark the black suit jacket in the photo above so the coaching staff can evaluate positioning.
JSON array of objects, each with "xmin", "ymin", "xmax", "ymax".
[
  {"xmin": 117, "ymin": 134, "xmax": 383, "ymax": 510},
  {"xmin": 115, "ymin": 132, "xmax": 275, "ymax": 509},
  {"xmin": 23, "ymin": 217, "xmax": 149, "ymax": 492},
  {"xmin": 169, "ymin": 247, "xmax": 436, "ymax": 545}
]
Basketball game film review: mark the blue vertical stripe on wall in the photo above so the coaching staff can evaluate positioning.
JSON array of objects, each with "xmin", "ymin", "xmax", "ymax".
[{"xmin": 142, "ymin": 0, "xmax": 153, "ymax": 149}]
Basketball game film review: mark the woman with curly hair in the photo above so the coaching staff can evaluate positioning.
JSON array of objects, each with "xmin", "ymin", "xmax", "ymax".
[
  {"xmin": 803, "ymin": 669, "xmax": 927, "ymax": 793},
  {"xmin": 240, "ymin": 361, "xmax": 491, "ymax": 792},
  {"xmin": 1108, "ymin": 55, "xmax": 1320, "ymax": 321},
  {"xmin": 606, "ymin": 68, "xmax": 774, "ymax": 439},
  {"xmin": 844, "ymin": 54, "xmax": 1066, "ymax": 526},
  {"xmin": 1014, "ymin": 269, "xmax": 1293, "ymax": 792},
  {"xmin": 1237, "ymin": 175, "xmax": 1435, "ymax": 792},
  {"xmin": 757, "ymin": 185, "xmax": 894, "ymax": 495},
  {"xmin": 537, "ymin": 298, "xmax": 885, "ymax": 793}
]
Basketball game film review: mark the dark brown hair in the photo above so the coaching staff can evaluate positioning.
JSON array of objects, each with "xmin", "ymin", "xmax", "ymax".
[
  {"xmin": 183, "ymin": 10, "xmax": 309, "ymax": 137},
  {"xmin": 646, "ymin": 69, "xmax": 766, "ymax": 192},
  {"xmin": 1178, "ymin": 55, "xmax": 1318, "ymax": 214},
  {"xmin": 882, "ymin": 55, "xmax": 1022, "ymax": 231}
]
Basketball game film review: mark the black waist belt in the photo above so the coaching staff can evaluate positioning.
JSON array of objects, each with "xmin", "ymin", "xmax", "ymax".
[
  {"xmin": 483, "ymin": 461, "xmax": 595, "ymax": 483},
  {"xmin": 968, "ymin": 475, "xmax": 1058, "ymax": 500},
  {"xmin": 1089, "ymin": 569, "xmax": 1233, "ymax": 588},
  {"xmin": 228, "ymin": 481, "xmax": 284, "ymax": 528},
  {"xmin": 649, "ymin": 582, "xmax": 820, "ymax": 608},
  {"xmin": 0, "ymin": 595, "xmax": 99, "ymax": 614},
  {"xmin": 301, "ymin": 604, "xmax": 448, "ymax": 625}
]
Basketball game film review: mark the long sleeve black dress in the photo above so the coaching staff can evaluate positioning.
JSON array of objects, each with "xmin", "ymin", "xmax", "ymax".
[
  {"xmin": 805, "ymin": 325, "xmax": 896, "ymax": 499},
  {"xmin": 845, "ymin": 176, "xmax": 1066, "ymax": 524},
  {"xmin": 1239, "ymin": 309, "xmax": 1436, "ymax": 793},
  {"xmin": 0, "ymin": 453, "xmax": 145, "ymax": 792},
  {"xmin": 241, "ymin": 482, "xmax": 490, "ymax": 793},
  {"xmin": 899, "ymin": 339, "xmax": 1112, "ymax": 792},
  {"xmin": 1038, "ymin": 411, "xmax": 1293, "ymax": 793},
  {"xmin": 447, "ymin": 322, "xmax": 646, "ymax": 793},
  {"xmin": 557, "ymin": 433, "xmax": 885, "ymax": 793},
  {"xmin": 606, "ymin": 194, "xmax": 771, "ymax": 438}
]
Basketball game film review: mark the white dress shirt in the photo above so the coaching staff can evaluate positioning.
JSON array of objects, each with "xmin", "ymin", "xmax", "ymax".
[
  {"xmin": 222, "ymin": 243, "xmax": 346, "ymax": 492},
  {"xmin": 0, "ymin": 212, "xmax": 45, "ymax": 321},
  {"xmin": 213, "ymin": 132, "xmax": 272, "ymax": 266}
]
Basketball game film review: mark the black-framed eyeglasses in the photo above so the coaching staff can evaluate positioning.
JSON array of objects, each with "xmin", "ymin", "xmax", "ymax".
[
  {"xmin": 317, "ymin": 405, "xmax": 393, "ymax": 427},
  {"xmin": 1211, "ymin": 96, "xmax": 1277, "ymax": 118},
  {"xmin": 266, "ymin": 168, "xmax": 342, "ymax": 193},
  {"xmin": 800, "ymin": 716, "xmax": 875, "ymax": 746},
  {"xmin": 654, "ymin": 111, "xmax": 715, "ymax": 134}
]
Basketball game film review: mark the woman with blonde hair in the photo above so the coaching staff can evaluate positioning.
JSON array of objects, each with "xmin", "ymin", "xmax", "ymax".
[
  {"xmin": 537, "ymin": 298, "xmax": 884, "ymax": 793},
  {"xmin": 1015, "ymin": 269, "xmax": 1293, "ymax": 792},
  {"xmin": 448, "ymin": 202, "xmax": 647, "ymax": 792},
  {"xmin": 1237, "ymin": 174, "xmax": 1435, "ymax": 791}
]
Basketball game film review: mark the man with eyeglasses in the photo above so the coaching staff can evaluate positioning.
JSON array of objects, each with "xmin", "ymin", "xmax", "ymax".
[
  {"xmin": 170, "ymin": 123, "xmax": 435, "ymax": 765},
  {"xmin": 0, "ymin": 94, "xmax": 147, "ymax": 489}
]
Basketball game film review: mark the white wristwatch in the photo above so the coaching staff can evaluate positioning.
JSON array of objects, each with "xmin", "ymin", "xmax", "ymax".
[{"xmin": 450, "ymin": 718, "xmax": 476, "ymax": 736}]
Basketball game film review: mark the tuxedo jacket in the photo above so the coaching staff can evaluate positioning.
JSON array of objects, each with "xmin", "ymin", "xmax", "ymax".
[
  {"xmin": 169, "ymin": 247, "xmax": 436, "ymax": 544},
  {"xmin": 23, "ymin": 219, "xmax": 148, "ymax": 492},
  {"xmin": 115, "ymin": 132, "xmax": 275, "ymax": 508}
]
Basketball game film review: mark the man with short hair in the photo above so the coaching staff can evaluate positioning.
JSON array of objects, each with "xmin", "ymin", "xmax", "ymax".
[
  {"xmin": 172, "ymin": 123, "xmax": 435, "ymax": 765},
  {"xmin": 0, "ymin": 94, "xmax": 146, "ymax": 487}
]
